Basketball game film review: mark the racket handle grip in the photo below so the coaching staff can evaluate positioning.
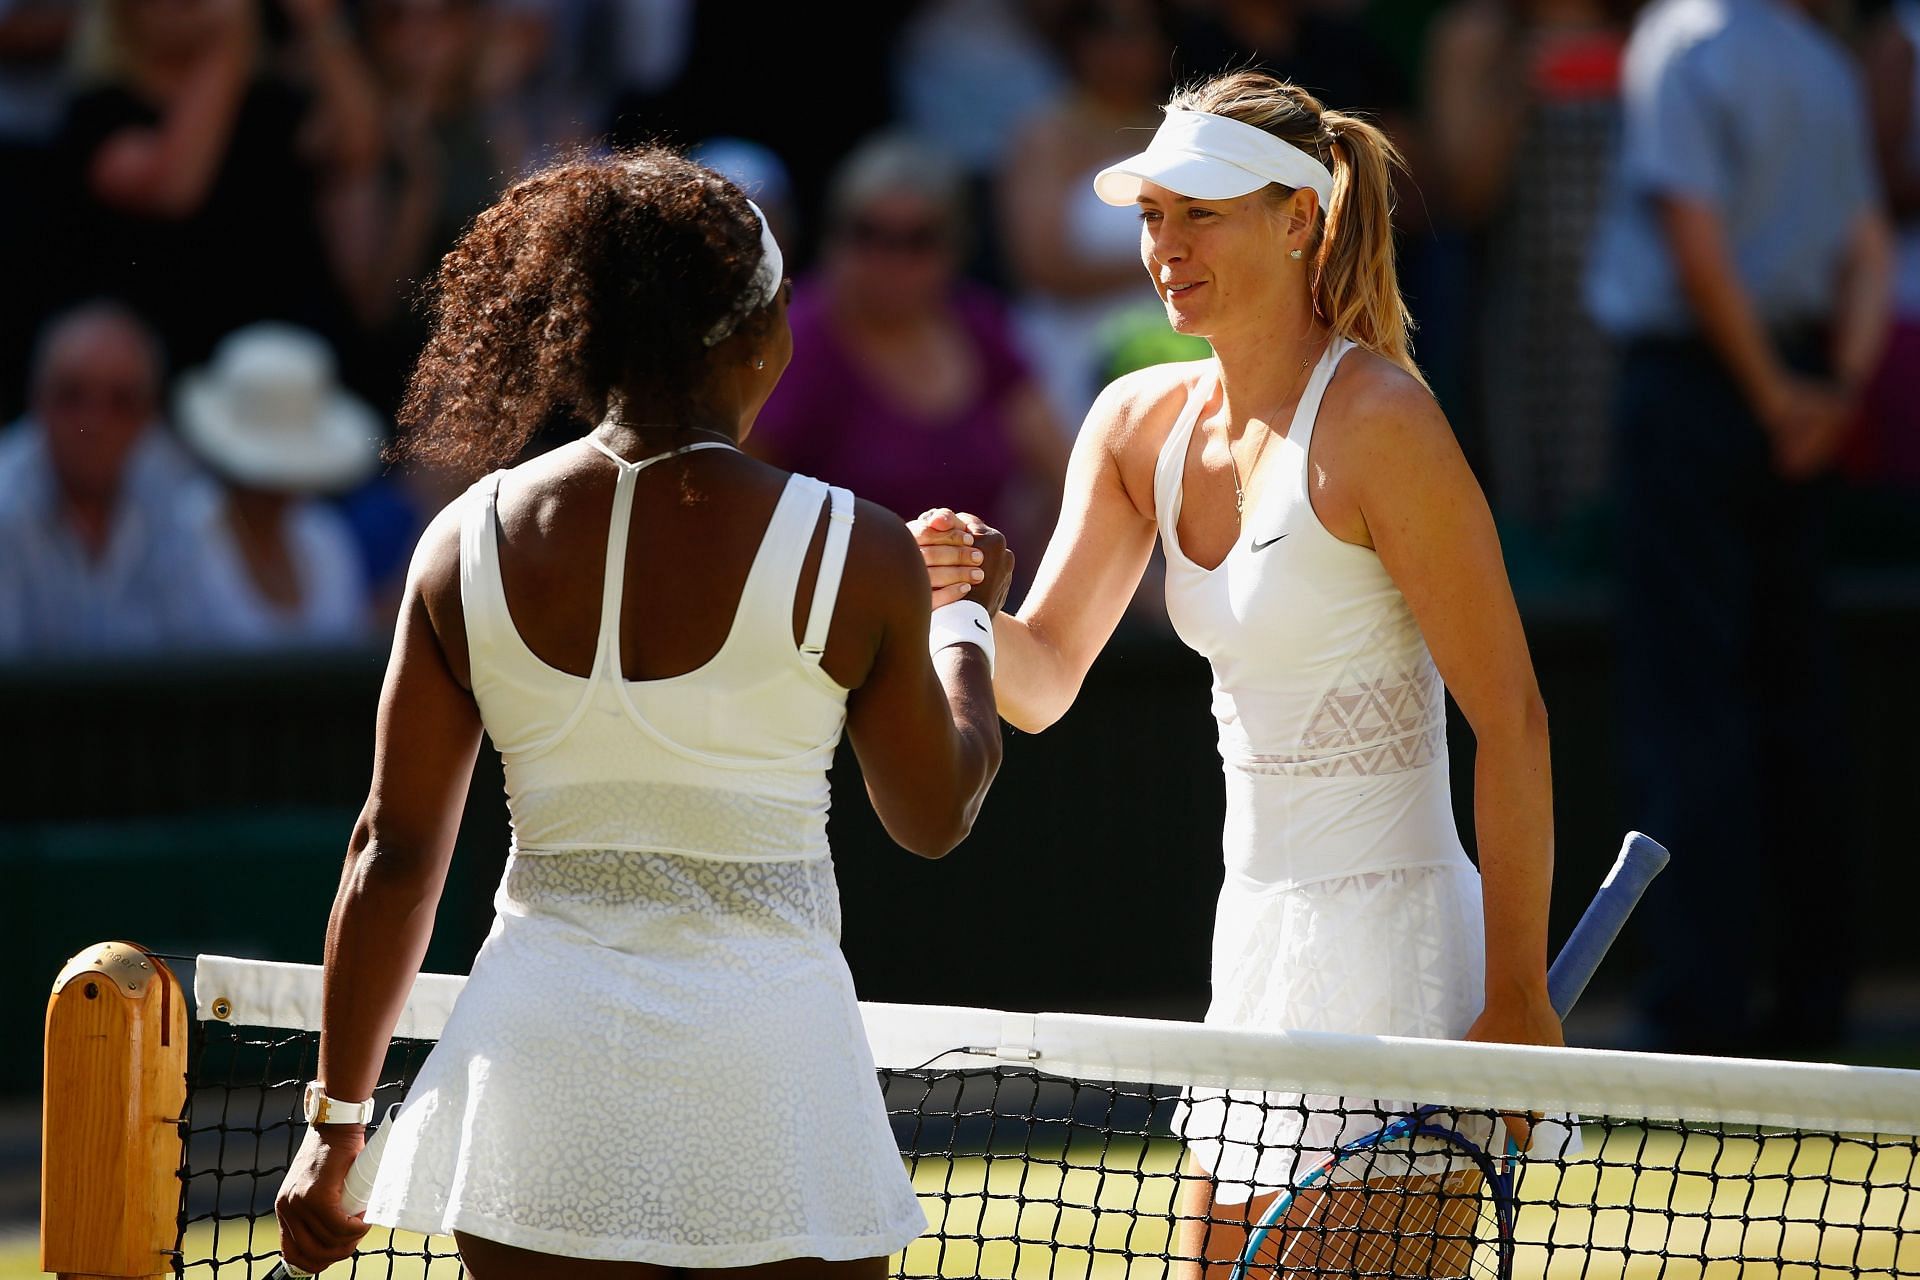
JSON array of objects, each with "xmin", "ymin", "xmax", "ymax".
[
  {"xmin": 268, "ymin": 1105, "xmax": 395, "ymax": 1278},
  {"xmin": 1547, "ymin": 832, "xmax": 1670, "ymax": 1019}
]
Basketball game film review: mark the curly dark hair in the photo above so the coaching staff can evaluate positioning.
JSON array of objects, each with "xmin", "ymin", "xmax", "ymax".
[{"xmin": 395, "ymin": 146, "xmax": 770, "ymax": 473}]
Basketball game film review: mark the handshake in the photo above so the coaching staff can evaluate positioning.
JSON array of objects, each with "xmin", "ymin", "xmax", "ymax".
[{"xmin": 909, "ymin": 508, "xmax": 1016, "ymax": 616}]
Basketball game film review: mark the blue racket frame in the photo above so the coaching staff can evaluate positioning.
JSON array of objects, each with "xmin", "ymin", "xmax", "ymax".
[
  {"xmin": 1230, "ymin": 1105, "xmax": 1519, "ymax": 1279},
  {"xmin": 1225, "ymin": 832, "xmax": 1670, "ymax": 1280}
]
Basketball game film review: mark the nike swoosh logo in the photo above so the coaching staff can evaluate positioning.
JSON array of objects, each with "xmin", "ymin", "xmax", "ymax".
[
  {"xmin": 1251, "ymin": 533, "xmax": 1289, "ymax": 551},
  {"xmin": 973, "ymin": 618, "xmax": 989, "ymax": 633}
]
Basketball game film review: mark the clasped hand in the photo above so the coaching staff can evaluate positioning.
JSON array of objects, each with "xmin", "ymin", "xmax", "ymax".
[{"xmin": 909, "ymin": 508, "xmax": 1015, "ymax": 615}]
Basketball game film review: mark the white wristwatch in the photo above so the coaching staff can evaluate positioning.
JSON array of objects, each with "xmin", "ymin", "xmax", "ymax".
[{"xmin": 302, "ymin": 1081, "xmax": 375, "ymax": 1125}]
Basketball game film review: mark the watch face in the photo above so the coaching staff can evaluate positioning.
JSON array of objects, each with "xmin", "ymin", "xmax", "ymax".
[{"xmin": 302, "ymin": 1084, "xmax": 370, "ymax": 1124}]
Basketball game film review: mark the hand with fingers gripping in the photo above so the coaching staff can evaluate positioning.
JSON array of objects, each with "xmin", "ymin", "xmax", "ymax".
[{"xmin": 908, "ymin": 507, "xmax": 1015, "ymax": 616}]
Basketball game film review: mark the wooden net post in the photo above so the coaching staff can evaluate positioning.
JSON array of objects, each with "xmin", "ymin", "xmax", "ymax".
[{"xmin": 42, "ymin": 942, "xmax": 188, "ymax": 1280}]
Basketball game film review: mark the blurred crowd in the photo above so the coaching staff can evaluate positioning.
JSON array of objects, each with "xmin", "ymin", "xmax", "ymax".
[{"xmin": 0, "ymin": 0, "xmax": 1916, "ymax": 661}]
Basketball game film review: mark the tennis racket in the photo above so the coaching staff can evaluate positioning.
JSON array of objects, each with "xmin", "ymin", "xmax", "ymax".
[
  {"xmin": 1227, "ymin": 831, "xmax": 1671, "ymax": 1280},
  {"xmin": 268, "ymin": 1102, "xmax": 400, "ymax": 1279}
]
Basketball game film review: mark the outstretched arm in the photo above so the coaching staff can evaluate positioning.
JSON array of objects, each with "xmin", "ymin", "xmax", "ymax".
[
  {"xmin": 846, "ymin": 504, "xmax": 1011, "ymax": 856},
  {"xmin": 914, "ymin": 369, "xmax": 1175, "ymax": 731},
  {"xmin": 88, "ymin": 2, "xmax": 253, "ymax": 217}
]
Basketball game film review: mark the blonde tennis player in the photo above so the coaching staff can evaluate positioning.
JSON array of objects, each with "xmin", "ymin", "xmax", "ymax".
[
  {"xmin": 273, "ymin": 147, "xmax": 1013, "ymax": 1278},
  {"xmin": 914, "ymin": 72, "xmax": 1560, "ymax": 1277}
]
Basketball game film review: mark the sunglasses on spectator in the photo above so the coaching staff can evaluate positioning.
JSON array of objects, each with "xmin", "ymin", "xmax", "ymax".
[
  {"xmin": 42, "ymin": 378, "xmax": 150, "ymax": 416},
  {"xmin": 840, "ymin": 218, "xmax": 949, "ymax": 255}
]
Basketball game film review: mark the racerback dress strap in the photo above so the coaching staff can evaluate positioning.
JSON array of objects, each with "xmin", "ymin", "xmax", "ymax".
[
  {"xmin": 584, "ymin": 433, "xmax": 739, "ymax": 680},
  {"xmin": 798, "ymin": 487, "xmax": 855, "ymax": 666},
  {"xmin": 1285, "ymin": 337, "xmax": 1356, "ymax": 460}
]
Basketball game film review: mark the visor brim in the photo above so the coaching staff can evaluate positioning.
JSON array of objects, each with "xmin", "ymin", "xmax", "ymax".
[{"xmin": 1093, "ymin": 151, "xmax": 1272, "ymax": 206}]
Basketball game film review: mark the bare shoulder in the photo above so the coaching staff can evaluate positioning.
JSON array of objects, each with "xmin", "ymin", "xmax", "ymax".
[
  {"xmin": 844, "ymin": 495, "xmax": 928, "ymax": 596},
  {"xmin": 408, "ymin": 484, "xmax": 470, "ymax": 603},
  {"xmin": 493, "ymin": 442, "xmax": 590, "ymax": 533},
  {"xmin": 1077, "ymin": 359, "xmax": 1212, "ymax": 517},
  {"xmin": 1317, "ymin": 348, "xmax": 1460, "ymax": 472},
  {"xmin": 1084, "ymin": 358, "xmax": 1211, "ymax": 460},
  {"xmin": 403, "ymin": 482, "xmax": 477, "ymax": 683},
  {"xmin": 1307, "ymin": 349, "xmax": 1477, "ymax": 547},
  {"xmin": 823, "ymin": 494, "xmax": 933, "ymax": 689}
]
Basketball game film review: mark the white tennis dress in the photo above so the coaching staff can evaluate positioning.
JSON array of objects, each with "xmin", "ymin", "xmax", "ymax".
[
  {"xmin": 1155, "ymin": 340, "xmax": 1489, "ymax": 1203},
  {"xmin": 361, "ymin": 438, "xmax": 927, "ymax": 1263}
]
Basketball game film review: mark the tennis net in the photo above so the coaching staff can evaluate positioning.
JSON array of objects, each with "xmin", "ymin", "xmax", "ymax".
[{"xmin": 133, "ymin": 953, "xmax": 1920, "ymax": 1276}]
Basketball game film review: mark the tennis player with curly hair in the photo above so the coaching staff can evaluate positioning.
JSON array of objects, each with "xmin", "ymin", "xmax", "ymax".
[
  {"xmin": 916, "ymin": 71, "xmax": 1561, "ymax": 1277},
  {"xmin": 274, "ymin": 147, "xmax": 1012, "ymax": 1278}
]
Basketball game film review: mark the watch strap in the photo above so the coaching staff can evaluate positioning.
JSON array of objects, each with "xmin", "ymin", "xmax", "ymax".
[{"xmin": 304, "ymin": 1081, "xmax": 375, "ymax": 1125}]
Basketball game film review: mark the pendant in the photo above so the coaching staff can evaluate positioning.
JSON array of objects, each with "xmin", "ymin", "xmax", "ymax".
[{"xmin": 1235, "ymin": 490, "xmax": 1245, "ymax": 514}]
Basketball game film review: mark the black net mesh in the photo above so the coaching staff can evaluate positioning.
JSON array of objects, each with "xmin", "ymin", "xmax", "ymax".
[
  {"xmin": 178, "ymin": 1014, "xmax": 465, "ymax": 1277},
  {"xmin": 175, "ymin": 1021, "xmax": 1920, "ymax": 1278}
]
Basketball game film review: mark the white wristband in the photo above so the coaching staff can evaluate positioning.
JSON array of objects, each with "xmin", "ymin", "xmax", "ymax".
[{"xmin": 929, "ymin": 600, "xmax": 995, "ymax": 675}]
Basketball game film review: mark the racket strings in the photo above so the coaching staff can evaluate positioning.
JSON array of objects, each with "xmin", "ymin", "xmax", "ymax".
[{"xmin": 1243, "ymin": 1166, "xmax": 1496, "ymax": 1279}]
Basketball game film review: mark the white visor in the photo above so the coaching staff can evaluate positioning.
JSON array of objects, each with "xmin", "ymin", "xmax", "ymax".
[
  {"xmin": 1094, "ymin": 109, "xmax": 1335, "ymax": 213},
  {"xmin": 704, "ymin": 198, "xmax": 784, "ymax": 347}
]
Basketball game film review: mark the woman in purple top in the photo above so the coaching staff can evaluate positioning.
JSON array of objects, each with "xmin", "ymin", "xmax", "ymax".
[{"xmin": 750, "ymin": 133, "xmax": 1068, "ymax": 572}]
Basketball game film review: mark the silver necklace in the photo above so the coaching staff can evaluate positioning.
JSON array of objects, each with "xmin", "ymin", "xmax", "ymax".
[{"xmin": 1221, "ymin": 336, "xmax": 1325, "ymax": 515}]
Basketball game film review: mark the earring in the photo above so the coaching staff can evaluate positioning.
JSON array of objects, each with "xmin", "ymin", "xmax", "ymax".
[
  {"xmin": 1288, "ymin": 249, "xmax": 1304, "ymax": 261},
  {"xmin": 754, "ymin": 359, "xmax": 766, "ymax": 370}
]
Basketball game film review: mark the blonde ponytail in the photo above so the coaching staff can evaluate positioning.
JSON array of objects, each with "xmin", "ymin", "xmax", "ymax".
[{"xmin": 1167, "ymin": 73, "xmax": 1424, "ymax": 388}]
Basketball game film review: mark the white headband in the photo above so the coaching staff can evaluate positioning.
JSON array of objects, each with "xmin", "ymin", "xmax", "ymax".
[
  {"xmin": 703, "ymin": 198, "xmax": 784, "ymax": 347},
  {"xmin": 1093, "ymin": 109, "xmax": 1336, "ymax": 213}
]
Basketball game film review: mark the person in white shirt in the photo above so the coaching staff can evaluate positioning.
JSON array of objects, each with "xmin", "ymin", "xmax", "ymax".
[{"xmin": 0, "ymin": 299, "xmax": 212, "ymax": 658}]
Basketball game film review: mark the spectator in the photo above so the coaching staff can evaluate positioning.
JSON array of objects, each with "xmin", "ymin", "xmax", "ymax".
[
  {"xmin": 893, "ymin": 0, "xmax": 1066, "ymax": 181},
  {"xmin": 606, "ymin": 5, "xmax": 906, "ymax": 234},
  {"xmin": 1584, "ymin": 0, "xmax": 1894, "ymax": 1054},
  {"xmin": 1424, "ymin": 0, "xmax": 1625, "ymax": 542},
  {"xmin": 999, "ymin": 0, "xmax": 1173, "ymax": 428},
  {"xmin": 467, "ymin": 0, "xmax": 593, "ymax": 169},
  {"xmin": 0, "ymin": 0, "xmax": 75, "ymax": 144},
  {"xmin": 336, "ymin": 0, "xmax": 515, "ymax": 405},
  {"xmin": 1855, "ymin": 2, "xmax": 1920, "ymax": 493},
  {"xmin": 45, "ymin": 0, "xmax": 380, "ymax": 376},
  {"xmin": 691, "ymin": 135, "xmax": 798, "ymax": 252},
  {"xmin": 0, "ymin": 301, "xmax": 214, "ymax": 658},
  {"xmin": 750, "ymin": 133, "xmax": 1068, "ymax": 585},
  {"xmin": 173, "ymin": 323, "xmax": 379, "ymax": 650},
  {"xmin": 1169, "ymin": 0, "xmax": 1412, "ymax": 122},
  {"xmin": 0, "ymin": 0, "xmax": 75, "ymax": 415}
]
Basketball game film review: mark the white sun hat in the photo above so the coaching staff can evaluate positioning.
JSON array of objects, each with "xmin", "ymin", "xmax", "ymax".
[
  {"xmin": 175, "ymin": 323, "xmax": 384, "ymax": 492},
  {"xmin": 1093, "ymin": 109, "xmax": 1335, "ymax": 211}
]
